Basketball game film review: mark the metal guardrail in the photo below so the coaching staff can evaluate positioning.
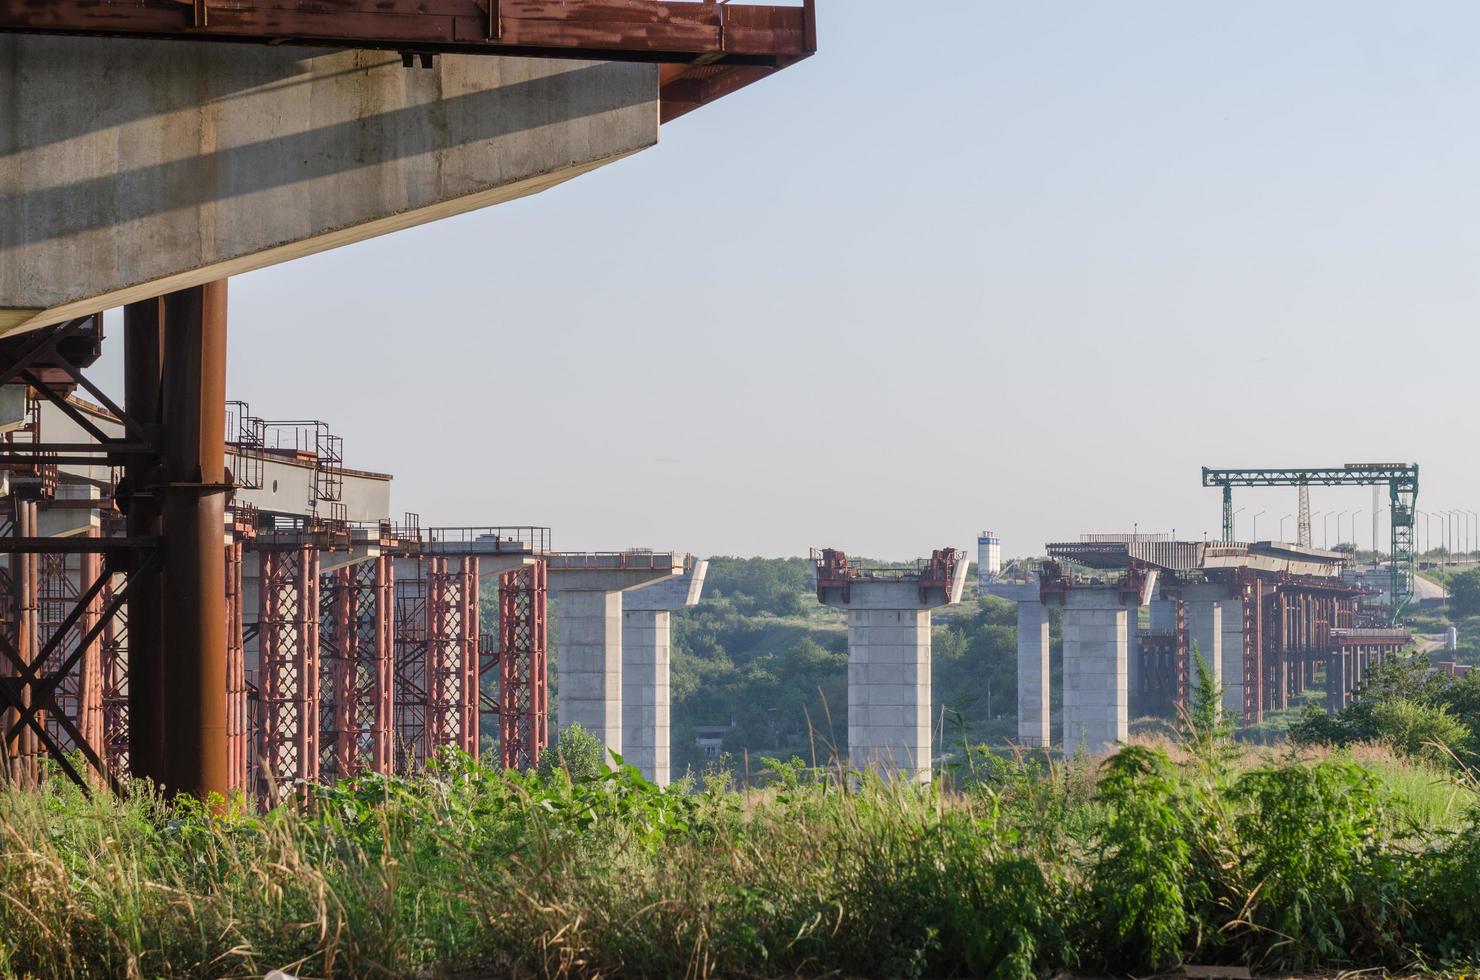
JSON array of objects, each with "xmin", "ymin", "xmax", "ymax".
[
  {"xmin": 425, "ymin": 526, "xmax": 551, "ymax": 554},
  {"xmin": 545, "ymin": 550, "xmax": 686, "ymax": 571}
]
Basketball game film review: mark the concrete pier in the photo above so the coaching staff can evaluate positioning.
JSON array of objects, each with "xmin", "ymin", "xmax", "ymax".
[
  {"xmin": 1125, "ymin": 595, "xmax": 1142, "ymax": 715},
  {"xmin": 620, "ymin": 561, "xmax": 708, "ymax": 786},
  {"xmin": 1220, "ymin": 599, "xmax": 1247, "ymax": 716},
  {"xmin": 815, "ymin": 554, "xmax": 969, "ymax": 779},
  {"xmin": 1180, "ymin": 584, "xmax": 1224, "ymax": 693},
  {"xmin": 1016, "ymin": 598, "xmax": 1051, "ymax": 747},
  {"xmin": 546, "ymin": 553, "xmax": 686, "ymax": 761},
  {"xmin": 1061, "ymin": 587, "xmax": 1128, "ymax": 755}
]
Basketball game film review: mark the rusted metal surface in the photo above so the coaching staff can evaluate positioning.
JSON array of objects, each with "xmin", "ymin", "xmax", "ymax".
[
  {"xmin": 225, "ymin": 527, "xmax": 249, "ymax": 793},
  {"xmin": 122, "ymin": 298, "xmax": 165, "ymax": 785},
  {"xmin": 496, "ymin": 559, "xmax": 547, "ymax": 770},
  {"xmin": 0, "ymin": 0, "xmax": 816, "ymax": 123},
  {"xmin": 158, "ymin": 281, "xmax": 231, "ymax": 799},
  {"xmin": 1, "ymin": 293, "xmax": 556, "ymax": 797},
  {"xmin": 319, "ymin": 557, "xmax": 395, "ymax": 780},
  {"xmin": 393, "ymin": 557, "xmax": 429, "ymax": 770},
  {"xmin": 424, "ymin": 557, "xmax": 479, "ymax": 759},
  {"xmin": 255, "ymin": 544, "xmax": 321, "ymax": 800}
]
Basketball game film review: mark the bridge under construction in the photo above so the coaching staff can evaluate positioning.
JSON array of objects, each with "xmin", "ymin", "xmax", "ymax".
[
  {"xmin": 1001, "ymin": 535, "xmax": 1414, "ymax": 754},
  {"xmin": 0, "ymin": 0, "xmax": 814, "ymax": 799}
]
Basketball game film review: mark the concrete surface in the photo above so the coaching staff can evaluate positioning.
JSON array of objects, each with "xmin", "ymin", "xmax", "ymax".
[
  {"xmin": 1016, "ymin": 598, "xmax": 1051, "ymax": 747},
  {"xmin": 620, "ymin": 561, "xmax": 708, "ymax": 786},
  {"xmin": 1061, "ymin": 587, "xmax": 1127, "ymax": 755},
  {"xmin": 818, "ymin": 567, "xmax": 966, "ymax": 780},
  {"xmin": 0, "ymin": 35, "xmax": 659, "ymax": 333},
  {"xmin": 547, "ymin": 554, "xmax": 686, "ymax": 760}
]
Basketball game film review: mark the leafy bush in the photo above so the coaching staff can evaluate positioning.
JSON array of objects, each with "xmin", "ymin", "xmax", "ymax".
[
  {"xmin": 536, "ymin": 723, "xmax": 605, "ymax": 782},
  {"xmin": 1088, "ymin": 746, "xmax": 1194, "ymax": 971},
  {"xmin": 1228, "ymin": 761, "xmax": 1404, "ymax": 970}
]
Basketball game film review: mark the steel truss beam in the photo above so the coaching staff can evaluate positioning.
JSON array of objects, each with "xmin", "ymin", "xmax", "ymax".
[
  {"xmin": 0, "ymin": 0, "xmax": 816, "ymax": 124},
  {"xmin": 1202, "ymin": 464, "xmax": 1419, "ymax": 622}
]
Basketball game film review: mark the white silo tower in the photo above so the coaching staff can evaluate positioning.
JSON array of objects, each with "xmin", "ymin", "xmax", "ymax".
[{"xmin": 977, "ymin": 531, "xmax": 1001, "ymax": 592}]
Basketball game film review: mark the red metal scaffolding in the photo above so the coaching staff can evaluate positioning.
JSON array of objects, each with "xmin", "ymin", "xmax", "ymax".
[
  {"xmin": 496, "ymin": 560, "xmax": 547, "ymax": 770},
  {"xmin": 255, "ymin": 544, "xmax": 321, "ymax": 799},
  {"xmin": 319, "ymin": 556, "xmax": 395, "ymax": 779}
]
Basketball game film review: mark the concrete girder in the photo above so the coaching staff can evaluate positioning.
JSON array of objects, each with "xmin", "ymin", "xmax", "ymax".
[
  {"xmin": 620, "ymin": 560, "xmax": 708, "ymax": 786},
  {"xmin": 546, "ymin": 552, "xmax": 686, "ymax": 760},
  {"xmin": 0, "ymin": 36, "xmax": 659, "ymax": 334}
]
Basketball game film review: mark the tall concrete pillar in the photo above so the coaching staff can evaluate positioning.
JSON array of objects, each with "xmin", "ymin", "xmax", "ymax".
[
  {"xmin": 1016, "ymin": 598, "xmax": 1050, "ymax": 747},
  {"xmin": 1327, "ymin": 651, "xmax": 1350, "ymax": 712},
  {"xmin": 557, "ymin": 591, "xmax": 624, "ymax": 752},
  {"xmin": 621, "ymin": 561, "xmax": 708, "ymax": 787},
  {"xmin": 1181, "ymin": 584, "xmax": 1224, "ymax": 694},
  {"xmin": 1061, "ymin": 587, "xmax": 1128, "ymax": 755},
  {"xmin": 546, "ymin": 553, "xmax": 688, "ymax": 762},
  {"xmin": 1125, "ymin": 597, "xmax": 1142, "ymax": 716},
  {"xmin": 1219, "ymin": 597, "xmax": 1246, "ymax": 717},
  {"xmin": 816, "ymin": 557, "xmax": 969, "ymax": 779}
]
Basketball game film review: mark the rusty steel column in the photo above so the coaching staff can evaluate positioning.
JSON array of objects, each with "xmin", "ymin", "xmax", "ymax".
[
  {"xmin": 373, "ymin": 556, "xmax": 394, "ymax": 774},
  {"xmin": 4, "ymin": 499, "xmax": 39, "ymax": 783},
  {"xmin": 158, "ymin": 281, "xmax": 229, "ymax": 799},
  {"xmin": 123, "ymin": 297, "xmax": 166, "ymax": 785},
  {"xmin": 498, "ymin": 560, "xmax": 548, "ymax": 771},
  {"xmin": 460, "ymin": 558, "xmax": 479, "ymax": 757},
  {"xmin": 225, "ymin": 536, "xmax": 248, "ymax": 794}
]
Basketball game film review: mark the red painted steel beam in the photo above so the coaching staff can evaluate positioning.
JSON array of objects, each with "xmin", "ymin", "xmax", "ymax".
[{"xmin": 0, "ymin": 0, "xmax": 816, "ymax": 123}]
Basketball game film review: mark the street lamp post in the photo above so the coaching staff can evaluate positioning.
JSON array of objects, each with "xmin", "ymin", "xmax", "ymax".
[
  {"xmin": 1322, "ymin": 511, "xmax": 1334, "ymax": 548},
  {"xmin": 1233, "ymin": 506, "xmax": 1245, "ymax": 542},
  {"xmin": 1353, "ymin": 510, "xmax": 1363, "ymax": 557},
  {"xmin": 1280, "ymin": 513, "xmax": 1292, "ymax": 540},
  {"xmin": 1337, "ymin": 510, "xmax": 1351, "ymax": 549},
  {"xmin": 1253, "ymin": 510, "xmax": 1266, "ymax": 542}
]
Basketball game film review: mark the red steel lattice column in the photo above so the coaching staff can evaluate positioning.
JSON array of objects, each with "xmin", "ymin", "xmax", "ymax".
[
  {"xmin": 423, "ymin": 557, "xmax": 479, "ymax": 760},
  {"xmin": 320, "ymin": 557, "xmax": 395, "ymax": 778},
  {"xmin": 498, "ymin": 560, "xmax": 548, "ymax": 771},
  {"xmin": 100, "ymin": 585, "xmax": 129, "ymax": 778},
  {"xmin": 225, "ymin": 537, "xmax": 247, "ymax": 795},
  {"xmin": 393, "ymin": 557, "xmax": 428, "ymax": 771},
  {"xmin": 255, "ymin": 546, "xmax": 320, "ymax": 800}
]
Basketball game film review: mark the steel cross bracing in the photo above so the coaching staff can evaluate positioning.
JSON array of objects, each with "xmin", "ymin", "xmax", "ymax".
[
  {"xmin": 255, "ymin": 545, "xmax": 321, "ymax": 800},
  {"xmin": 495, "ymin": 560, "xmax": 547, "ymax": 771},
  {"xmin": 1202, "ymin": 464, "xmax": 1420, "ymax": 623},
  {"xmin": 318, "ymin": 558, "xmax": 395, "ymax": 780},
  {"xmin": 424, "ymin": 557, "xmax": 479, "ymax": 760},
  {"xmin": 0, "ymin": 0, "xmax": 816, "ymax": 124}
]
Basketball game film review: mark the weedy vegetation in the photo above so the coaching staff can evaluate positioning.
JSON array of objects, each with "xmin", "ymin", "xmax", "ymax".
[{"xmin": 0, "ymin": 710, "xmax": 1477, "ymax": 979}]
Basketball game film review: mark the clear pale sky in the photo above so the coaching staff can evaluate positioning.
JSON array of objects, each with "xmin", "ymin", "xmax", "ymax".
[{"xmin": 95, "ymin": 2, "xmax": 1480, "ymax": 558}]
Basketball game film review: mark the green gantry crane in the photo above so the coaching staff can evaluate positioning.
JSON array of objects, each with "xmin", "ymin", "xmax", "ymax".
[{"xmin": 1201, "ymin": 463, "xmax": 1420, "ymax": 624}]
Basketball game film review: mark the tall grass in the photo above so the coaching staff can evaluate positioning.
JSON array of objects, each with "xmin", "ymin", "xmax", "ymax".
[{"xmin": 0, "ymin": 744, "xmax": 1476, "ymax": 979}]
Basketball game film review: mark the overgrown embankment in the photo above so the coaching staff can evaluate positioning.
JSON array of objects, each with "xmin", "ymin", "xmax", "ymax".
[{"xmin": 1, "ymin": 732, "xmax": 1478, "ymax": 979}]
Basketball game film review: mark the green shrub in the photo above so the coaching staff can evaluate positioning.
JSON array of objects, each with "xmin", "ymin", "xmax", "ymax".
[
  {"xmin": 1087, "ymin": 746, "xmax": 1194, "ymax": 971},
  {"xmin": 1229, "ymin": 760, "xmax": 1407, "ymax": 970},
  {"xmin": 535, "ymin": 723, "xmax": 605, "ymax": 782}
]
